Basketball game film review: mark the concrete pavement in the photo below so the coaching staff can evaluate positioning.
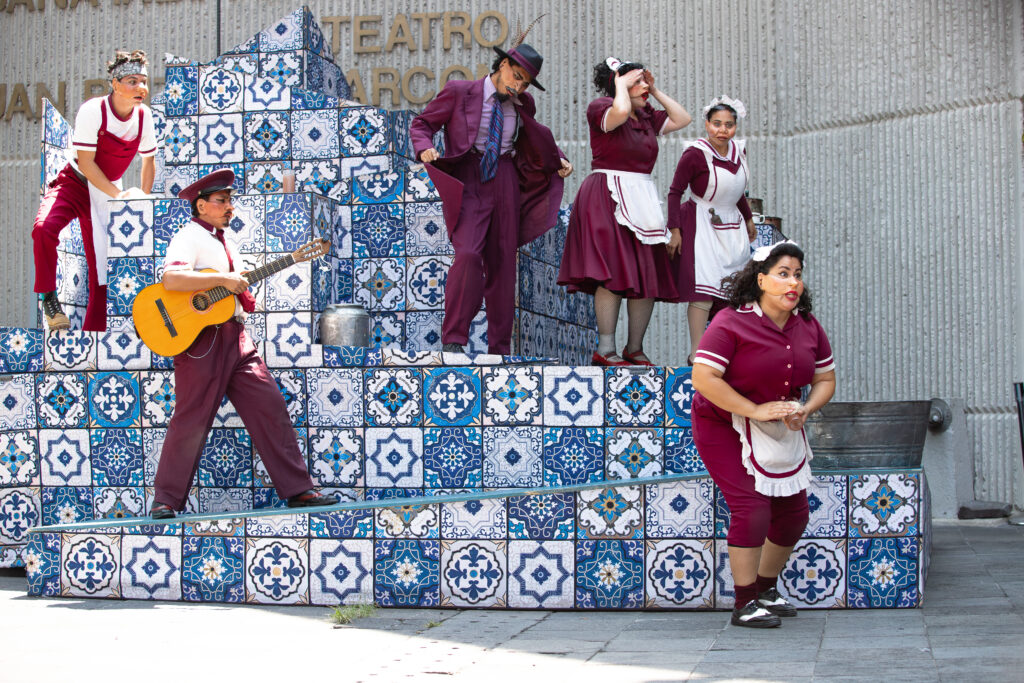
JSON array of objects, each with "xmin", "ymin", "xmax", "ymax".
[{"xmin": 1, "ymin": 519, "xmax": 1022, "ymax": 682}]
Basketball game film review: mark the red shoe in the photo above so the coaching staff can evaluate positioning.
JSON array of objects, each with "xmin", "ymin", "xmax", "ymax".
[
  {"xmin": 592, "ymin": 351, "xmax": 631, "ymax": 367},
  {"xmin": 621, "ymin": 347, "xmax": 654, "ymax": 366}
]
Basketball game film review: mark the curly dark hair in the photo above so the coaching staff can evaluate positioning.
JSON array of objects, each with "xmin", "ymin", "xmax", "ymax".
[
  {"xmin": 720, "ymin": 241, "xmax": 813, "ymax": 317},
  {"xmin": 592, "ymin": 60, "xmax": 645, "ymax": 97},
  {"xmin": 106, "ymin": 50, "xmax": 148, "ymax": 78},
  {"xmin": 705, "ymin": 103, "xmax": 737, "ymax": 121}
]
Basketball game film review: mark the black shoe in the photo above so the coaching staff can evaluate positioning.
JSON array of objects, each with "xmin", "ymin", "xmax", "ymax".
[
  {"xmin": 41, "ymin": 291, "xmax": 70, "ymax": 331},
  {"xmin": 441, "ymin": 343, "xmax": 464, "ymax": 353},
  {"xmin": 150, "ymin": 503, "xmax": 176, "ymax": 520},
  {"xmin": 757, "ymin": 587, "xmax": 798, "ymax": 617},
  {"xmin": 731, "ymin": 600, "xmax": 782, "ymax": 628},
  {"xmin": 287, "ymin": 490, "xmax": 339, "ymax": 508}
]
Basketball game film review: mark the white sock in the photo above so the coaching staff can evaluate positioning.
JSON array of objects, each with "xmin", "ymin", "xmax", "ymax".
[{"xmin": 597, "ymin": 333, "xmax": 616, "ymax": 356}]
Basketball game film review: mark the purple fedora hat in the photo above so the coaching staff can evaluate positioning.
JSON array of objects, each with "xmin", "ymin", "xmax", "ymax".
[{"xmin": 493, "ymin": 42, "xmax": 546, "ymax": 91}]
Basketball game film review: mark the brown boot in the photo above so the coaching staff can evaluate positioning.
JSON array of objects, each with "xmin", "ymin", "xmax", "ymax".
[{"xmin": 41, "ymin": 292, "xmax": 70, "ymax": 331}]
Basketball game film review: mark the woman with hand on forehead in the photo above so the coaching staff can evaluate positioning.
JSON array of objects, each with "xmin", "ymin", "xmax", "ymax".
[
  {"xmin": 690, "ymin": 241, "xmax": 836, "ymax": 628},
  {"xmin": 667, "ymin": 96, "xmax": 756, "ymax": 363},
  {"xmin": 558, "ymin": 57, "xmax": 691, "ymax": 366},
  {"xmin": 32, "ymin": 49, "xmax": 157, "ymax": 332}
]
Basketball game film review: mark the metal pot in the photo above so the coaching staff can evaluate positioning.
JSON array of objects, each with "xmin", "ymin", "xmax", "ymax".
[
  {"xmin": 319, "ymin": 304, "xmax": 370, "ymax": 347},
  {"xmin": 804, "ymin": 401, "xmax": 932, "ymax": 469}
]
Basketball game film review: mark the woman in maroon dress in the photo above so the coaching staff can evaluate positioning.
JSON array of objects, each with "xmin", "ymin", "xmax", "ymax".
[
  {"xmin": 557, "ymin": 58, "xmax": 691, "ymax": 366},
  {"xmin": 691, "ymin": 241, "xmax": 836, "ymax": 628}
]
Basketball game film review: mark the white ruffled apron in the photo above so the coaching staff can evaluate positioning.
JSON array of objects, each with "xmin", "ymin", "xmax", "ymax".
[
  {"xmin": 87, "ymin": 181, "xmax": 122, "ymax": 287},
  {"xmin": 731, "ymin": 414, "xmax": 814, "ymax": 497},
  {"xmin": 597, "ymin": 169, "xmax": 670, "ymax": 245},
  {"xmin": 690, "ymin": 139, "xmax": 750, "ymax": 298}
]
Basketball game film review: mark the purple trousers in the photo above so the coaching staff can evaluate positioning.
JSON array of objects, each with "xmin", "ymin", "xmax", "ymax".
[
  {"xmin": 153, "ymin": 320, "xmax": 313, "ymax": 510},
  {"xmin": 442, "ymin": 154, "xmax": 519, "ymax": 354}
]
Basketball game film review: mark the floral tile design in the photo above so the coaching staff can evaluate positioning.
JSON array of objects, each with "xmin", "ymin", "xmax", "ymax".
[
  {"xmin": 605, "ymin": 428, "xmax": 664, "ymax": 480},
  {"xmin": 440, "ymin": 498, "xmax": 506, "ymax": 540},
  {"xmin": 0, "ymin": 431, "xmax": 37, "ymax": 488},
  {"xmin": 0, "ymin": 372, "xmax": 35, "ymax": 431},
  {"xmin": 424, "ymin": 427, "xmax": 481, "ymax": 488},
  {"xmin": 354, "ymin": 258, "xmax": 406, "ymax": 312},
  {"xmin": 260, "ymin": 51, "xmax": 304, "ymax": 88},
  {"xmin": 353, "ymin": 170, "xmax": 404, "ymax": 205},
  {"xmin": 365, "ymin": 369, "xmax": 421, "ymax": 426},
  {"xmin": 182, "ymin": 535, "xmax": 244, "ymax": 602},
  {"xmin": 107, "ymin": 201, "xmax": 154, "ymax": 258},
  {"xmin": 575, "ymin": 540, "xmax": 643, "ymax": 608},
  {"xmin": 36, "ymin": 373, "xmax": 87, "ymax": 429},
  {"xmin": 310, "ymin": 507, "xmax": 374, "ymax": 539},
  {"xmin": 198, "ymin": 428, "xmax": 253, "ymax": 488},
  {"xmin": 664, "ymin": 367, "xmax": 693, "ymax": 427},
  {"xmin": 849, "ymin": 473, "xmax": 919, "ymax": 537},
  {"xmin": 664, "ymin": 428, "xmax": 705, "ymax": 474},
  {"xmin": 0, "ymin": 488, "xmax": 40, "ymax": 544},
  {"xmin": 543, "ymin": 366, "xmax": 603, "ymax": 427},
  {"xmin": 483, "ymin": 426, "xmax": 543, "ymax": 487},
  {"xmin": 265, "ymin": 193, "xmax": 312, "ymax": 252},
  {"xmin": 340, "ymin": 107, "xmax": 388, "ymax": 156},
  {"xmin": 243, "ymin": 111, "xmax": 290, "ymax": 161},
  {"xmin": 90, "ymin": 429, "xmax": 143, "ymax": 487},
  {"xmin": 645, "ymin": 539, "xmax": 714, "ymax": 608},
  {"xmin": 309, "ymin": 538, "xmax": 373, "ymax": 605},
  {"xmin": 139, "ymin": 371, "xmax": 175, "ymax": 428},
  {"xmin": 291, "ymin": 109, "xmax": 339, "ymax": 160},
  {"xmin": 441, "ymin": 540, "xmax": 507, "ymax": 607},
  {"xmin": 198, "ymin": 113, "xmax": 243, "ymax": 164},
  {"xmin": 42, "ymin": 486, "xmax": 92, "ymax": 525},
  {"xmin": 645, "ymin": 479, "xmax": 714, "ymax": 538},
  {"xmin": 847, "ymin": 537, "xmax": 919, "ymax": 608},
  {"xmin": 43, "ymin": 331, "xmax": 95, "ymax": 371},
  {"xmin": 424, "ymin": 368, "xmax": 481, "ymax": 427},
  {"xmin": 374, "ymin": 539, "xmax": 439, "ymax": 607},
  {"xmin": 245, "ymin": 537, "xmax": 308, "ymax": 604},
  {"xmin": 24, "ymin": 532, "xmax": 61, "ymax": 597},
  {"xmin": 352, "ymin": 204, "xmax": 404, "ymax": 258},
  {"xmin": 508, "ymin": 493, "xmax": 574, "ymax": 540},
  {"xmin": 60, "ymin": 533, "xmax": 120, "ymax": 598},
  {"xmin": 780, "ymin": 539, "xmax": 846, "ymax": 609},
  {"xmin": 542, "ymin": 427, "xmax": 603, "ymax": 486},
  {"xmin": 805, "ymin": 475, "xmax": 848, "ymax": 538},
  {"xmin": 406, "ymin": 256, "xmax": 449, "ymax": 311},
  {"xmin": 606, "ymin": 368, "xmax": 664, "ymax": 426},
  {"xmin": 163, "ymin": 67, "xmax": 198, "ymax": 116},
  {"xmin": 306, "ymin": 368, "xmax": 363, "ymax": 427},
  {"xmin": 120, "ymin": 535, "xmax": 182, "ymax": 601},
  {"xmin": 577, "ymin": 486, "xmax": 643, "ymax": 540},
  {"xmin": 482, "ymin": 367, "xmax": 542, "ymax": 425},
  {"xmin": 199, "ymin": 67, "xmax": 244, "ymax": 113},
  {"xmin": 507, "ymin": 540, "xmax": 574, "ymax": 608},
  {"xmin": 0, "ymin": 328, "xmax": 43, "ymax": 373},
  {"xmin": 405, "ymin": 202, "xmax": 450, "ymax": 256},
  {"xmin": 308, "ymin": 427, "xmax": 362, "ymax": 487},
  {"xmin": 93, "ymin": 486, "xmax": 144, "ymax": 519},
  {"xmin": 246, "ymin": 513, "xmax": 308, "ymax": 538}
]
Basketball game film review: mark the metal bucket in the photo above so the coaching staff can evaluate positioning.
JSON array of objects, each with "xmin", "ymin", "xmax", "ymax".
[
  {"xmin": 319, "ymin": 304, "xmax": 370, "ymax": 347},
  {"xmin": 804, "ymin": 401, "xmax": 931, "ymax": 469}
]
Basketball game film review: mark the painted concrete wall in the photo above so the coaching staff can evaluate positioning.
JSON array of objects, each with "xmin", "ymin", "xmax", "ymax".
[{"xmin": 1, "ymin": 0, "xmax": 1021, "ymax": 505}]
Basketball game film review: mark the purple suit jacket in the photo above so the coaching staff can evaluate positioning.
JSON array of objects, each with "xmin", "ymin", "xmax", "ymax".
[{"xmin": 409, "ymin": 77, "xmax": 566, "ymax": 247}]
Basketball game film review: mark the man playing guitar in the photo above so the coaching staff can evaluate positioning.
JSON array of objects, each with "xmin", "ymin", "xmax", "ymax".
[{"xmin": 149, "ymin": 168, "xmax": 337, "ymax": 519}]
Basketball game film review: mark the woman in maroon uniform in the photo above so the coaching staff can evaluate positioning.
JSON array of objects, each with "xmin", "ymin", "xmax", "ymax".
[
  {"xmin": 667, "ymin": 96, "xmax": 755, "ymax": 363},
  {"xmin": 691, "ymin": 241, "xmax": 836, "ymax": 628},
  {"xmin": 558, "ymin": 57, "xmax": 691, "ymax": 366}
]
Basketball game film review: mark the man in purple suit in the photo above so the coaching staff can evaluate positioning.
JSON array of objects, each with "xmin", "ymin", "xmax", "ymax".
[{"xmin": 410, "ymin": 42, "xmax": 572, "ymax": 355}]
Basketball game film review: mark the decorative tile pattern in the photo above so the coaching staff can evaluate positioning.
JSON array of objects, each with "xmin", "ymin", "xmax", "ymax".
[
  {"xmin": 543, "ymin": 427, "xmax": 603, "ymax": 486},
  {"xmin": 575, "ymin": 540, "xmax": 643, "ymax": 608},
  {"xmin": 441, "ymin": 540, "xmax": 506, "ymax": 607},
  {"xmin": 424, "ymin": 368, "xmax": 480, "ymax": 427},
  {"xmin": 645, "ymin": 539, "xmax": 714, "ymax": 608},
  {"xmin": 664, "ymin": 428, "xmax": 705, "ymax": 474},
  {"xmin": 182, "ymin": 535, "xmax": 245, "ymax": 602},
  {"xmin": 424, "ymin": 428, "xmax": 481, "ymax": 488},
  {"xmin": 374, "ymin": 539, "xmax": 439, "ymax": 607},
  {"xmin": 483, "ymin": 427, "xmax": 543, "ymax": 487},
  {"xmin": 39, "ymin": 430, "xmax": 91, "ymax": 486},
  {"xmin": 365, "ymin": 427, "xmax": 422, "ymax": 487},
  {"xmin": 482, "ymin": 367, "xmax": 542, "ymax": 425},
  {"xmin": 440, "ymin": 498, "xmax": 506, "ymax": 540},
  {"xmin": 507, "ymin": 540, "xmax": 574, "ymax": 608},
  {"xmin": 61, "ymin": 533, "xmax": 120, "ymax": 598},
  {"xmin": 309, "ymin": 539, "xmax": 373, "ymax": 605},
  {"xmin": 780, "ymin": 539, "xmax": 846, "ymax": 608},
  {"xmin": 847, "ymin": 537, "xmax": 919, "ymax": 608},
  {"xmin": 508, "ymin": 493, "xmax": 574, "ymax": 540},
  {"xmin": 606, "ymin": 368, "xmax": 664, "ymax": 426},
  {"xmin": 578, "ymin": 486, "xmax": 643, "ymax": 539},
  {"xmin": 0, "ymin": 374, "xmax": 35, "ymax": 430},
  {"xmin": 664, "ymin": 367, "xmax": 693, "ymax": 427},
  {"xmin": 308, "ymin": 428, "xmax": 362, "ymax": 486},
  {"xmin": 121, "ymin": 535, "xmax": 182, "ymax": 601},
  {"xmin": 645, "ymin": 479, "xmax": 714, "ymax": 538},
  {"xmin": 0, "ymin": 488, "xmax": 40, "ymax": 544},
  {"xmin": 306, "ymin": 368, "xmax": 362, "ymax": 426},
  {"xmin": 291, "ymin": 109, "xmax": 339, "ymax": 159},
  {"xmin": 543, "ymin": 366, "xmax": 603, "ymax": 427},
  {"xmin": 850, "ymin": 473, "xmax": 919, "ymax": 537},
  {"xmin": 406, "ymin": 257, "xmax": 449, "ymax": 309},
  {"xmin": 606, "ymin": 428, "xmax": 664, "ymax": 480},
  {"xmin": 353, "ymin": 204, "xmax": 404, "ymax": 258},
  {"xmin": 805, "ymin": 475, "xmax": 848, "ymax": 537},
  {"xmin": 365, "ymin": 369, "xmax": 421, "ymax": 426},
  {"xmin": 245, "ymin": 538, "xmax": 308, "ymax": 604}
]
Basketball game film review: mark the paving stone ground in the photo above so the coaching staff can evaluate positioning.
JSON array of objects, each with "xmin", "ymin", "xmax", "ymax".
[{"xmin": 2, "ymin": 519, "xmax": 1022, "ymax": 682}]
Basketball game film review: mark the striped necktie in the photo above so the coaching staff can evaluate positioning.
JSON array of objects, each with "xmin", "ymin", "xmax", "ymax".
[{"xmin": 479, "ymin": 96, "xmax": 503, "ymax": 182}]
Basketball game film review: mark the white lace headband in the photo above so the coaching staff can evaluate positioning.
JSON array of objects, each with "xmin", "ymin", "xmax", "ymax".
[
  {"xmin": 703, "ymin": 95, "xmax": 746, "ymax": 119},
  {"xmin": 111, "ymin": 61, "xmax": 148, "ymax": 80},
  {"xmin": 752, "ymin": 239, "xmax": 799, "ymax": 262}
]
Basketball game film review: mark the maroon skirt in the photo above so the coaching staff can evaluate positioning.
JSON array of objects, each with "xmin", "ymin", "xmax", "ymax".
[{"xmin": 557, "ymin": 172, "xmax": 680, "ymax": 300}]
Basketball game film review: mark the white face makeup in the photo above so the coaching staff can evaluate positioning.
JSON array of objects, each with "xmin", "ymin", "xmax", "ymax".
[{"xmin": 758, "ymin": 256, "xmax": 804, "ymax": 315}]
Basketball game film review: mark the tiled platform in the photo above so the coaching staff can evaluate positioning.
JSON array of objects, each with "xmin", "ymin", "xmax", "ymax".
[{"xmin": 22, "ymin": 468, "xmax": 931, "ymax": 609}]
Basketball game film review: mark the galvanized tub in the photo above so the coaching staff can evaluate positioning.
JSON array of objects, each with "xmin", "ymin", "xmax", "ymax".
[
  {"xmin": 805, "ymin": 401, "xmax": 931, "ymax": 469},
  {"xmin": 319, "ymin": 303, "xmax": 370, "ymax": 347}
]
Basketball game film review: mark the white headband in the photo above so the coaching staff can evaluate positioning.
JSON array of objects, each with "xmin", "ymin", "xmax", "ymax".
[
  {"xmin": 111, "ymin": 61, "xmax": 148, "ymax": 80},
  {"xmin": 703, "ymin": 94, "xmax": 746, "ymax": 120},
  {"xmin": 752, "ymin": 239, "xmax": 799, "ymax": 262},
  {"xmin": 605, "ymin": 56, "xmax": 622, "ymax": 72}
]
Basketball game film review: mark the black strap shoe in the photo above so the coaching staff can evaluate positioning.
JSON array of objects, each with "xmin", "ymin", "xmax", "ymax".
[
  {"xmin": 757, "ymin": 587, "xmax": 798, "ymax": 617},
  {"xmin": 441, "ymin": 342, "xmax": 464, "ymax": 353},
  {"xmin": 150, "ymin": 503, "xmax": 176, "ymax": 520},
  {"xmin": 731, "ymin": 599, "xmax": 782, "ymax": 628},
  {"xmin": 287, "ymin": 490, "xmax": 340, "ymax": 508}
]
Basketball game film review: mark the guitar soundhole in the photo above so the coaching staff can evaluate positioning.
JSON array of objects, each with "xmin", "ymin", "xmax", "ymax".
[{"xmin": 192, "ymin": 293, "xmax": 211, "ymax": 311}]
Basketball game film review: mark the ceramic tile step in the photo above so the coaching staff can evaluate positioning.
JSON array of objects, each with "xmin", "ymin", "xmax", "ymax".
[{"xmin": 21, "ymin": 469, "xmax": 930, "ymax": 610}]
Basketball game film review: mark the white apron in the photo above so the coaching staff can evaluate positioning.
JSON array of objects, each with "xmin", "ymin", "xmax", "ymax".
[
  {"xmin": 86, "ymin": 182, "xmax": 119, "ymax": 287},
  {"xmin": 690, "ymin": 139, "xmax": 750, "ymax": 298},
  {"xmin": 597, "ymin": 169, "xmax": 670, "ymax": 245},
  {"xmin": 731, "ymin": 414, "xmax": 814, "ymax": 497}
]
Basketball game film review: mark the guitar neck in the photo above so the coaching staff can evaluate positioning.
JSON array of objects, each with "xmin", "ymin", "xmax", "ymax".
[{"xmin": 205, "ymin": 254, "xmax": 297, "ymax": 304}]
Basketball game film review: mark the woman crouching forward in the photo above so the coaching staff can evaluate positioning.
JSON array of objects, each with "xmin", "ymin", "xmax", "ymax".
[{"xmin": 690, "ymin": 241, "xmax": 836, "ymax": 628}]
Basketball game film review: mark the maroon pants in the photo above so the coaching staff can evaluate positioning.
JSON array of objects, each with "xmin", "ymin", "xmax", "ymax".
[
  {"xmin": 693, "ymin": 411, "xmax": 809, "ymax": 547},
  {"xmin": 32, "ymin": 166, "xmax": 107, "ymax": 331},
  {"xmin": 153, "ymin": 320, "xmax": 313, "ymax": 510},
  {"xmin": 441, "ymin": 154, "xmax": 519, "ymax": 354}
]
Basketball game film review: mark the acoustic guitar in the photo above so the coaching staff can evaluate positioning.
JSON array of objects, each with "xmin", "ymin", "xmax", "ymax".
[{"xmin": 132, "ymin": 238, "xmax": 330, "ymax": 357}]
